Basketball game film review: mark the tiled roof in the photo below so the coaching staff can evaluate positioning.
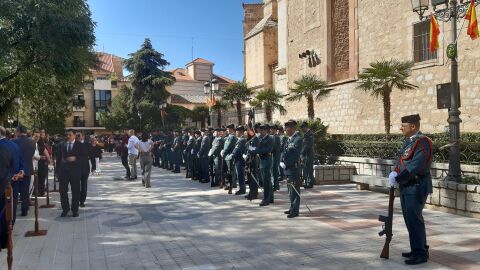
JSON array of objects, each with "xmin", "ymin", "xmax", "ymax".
[
  {"xmin": 170, "ymin": 68, "xmax": 195, "ymax": 81},
  {"xmin": 95, "ymin": 52, "xmax": 117, "ymax": 73},
  {"xmin": 171, "ymin": 94, "xmax": 207, "ymax": 104},
  {"xmin": 214, "ymin": 74, "xmax": 236, "ymax": 84},
  {"xmin": 186, "ymin": 58, "xmax": 214, "ymax": 66},
  {"xmin": 245, "ymin": 17, "xmax": 277, "ymax": 39}
]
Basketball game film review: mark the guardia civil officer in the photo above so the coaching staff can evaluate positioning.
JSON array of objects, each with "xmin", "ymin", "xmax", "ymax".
[
  {"xmin": 184, "ymin": 130, "xmax": 195, "ymax": 178},
  {"xmin": 250, "ymin": 124, "xmax": 274, "ymax": 206},
  {"xmin": 388, "ymin": 114, "xmax": 432, "ymax": 265},
  {"xmin": 181, "ymin": 129, "xmax": 189, "ymax": 167},
  {"xmin": 245, "ymin": 123, "xmax": 261, "ymax": 200},
  {"xmin": 300, "ymin": 122, "xmax": 315, "ymax": 189},
  {"xmin": 222, "ymin": 124, "xmax": 237, "ymax": 191},
  {"xmin": 197, "ymin": 129, "xmax": 210, "ymax": 183},
  {"xmin": 271, "ymin": 125, "xmax": 281, "ymax": 191},
  {"xmin": 278, "ymin": 126, "xmax": 288, "ymax": 181},
  {"xmin": 280, "ymin": 120, "xmax": 303, "ymax": 218},
  {"xmin": 191, "ymin": 130, "xmax": 202, "ymax": 180},
  {"xmin": 208, "ymin": 128, "xmax": 224, "ymax": 187},
  {"xmin": 226, "ymin": 126, "xmax": 247, "ymax": 195},
  {"xmin": 171, "ymin": 130, "xmax": 182, "ymax": 173}
]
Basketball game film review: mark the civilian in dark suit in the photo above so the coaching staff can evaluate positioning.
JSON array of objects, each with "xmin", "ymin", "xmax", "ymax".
[
  {"xmin": 77, "ymin": 132, "xmax": 91, "ymax": 208},
  {"xmin": 58, "ymin": 129, "xmax": 82, "ymax": 217},
  {"xmin": 13, "ymin": 125, "xmax": 36, "ymax": 216}
]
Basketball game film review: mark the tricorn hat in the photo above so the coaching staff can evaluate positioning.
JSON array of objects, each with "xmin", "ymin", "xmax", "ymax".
[
  {"xmin": 401, "ymin": 114, "xmax": 421, "ymax": 123},
  {"xmin": 236, "ymin": 125, "xmax": 246, "ymax": 132},
  {"xmin": 300, "ymin": 121, "xmax": 309, "ymax": 128},
  {"xmin": 284, "ymin": 120, "xmax": 297, "ymax": 128},
  {"xmin": 226, "ymin": 124, "xmax": 235, "ymax": 129}
]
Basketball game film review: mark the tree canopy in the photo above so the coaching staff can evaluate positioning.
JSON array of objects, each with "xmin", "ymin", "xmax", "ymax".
[{"xmin": 250, "ymin": 88, "xmax": 286, "ymax": 123}]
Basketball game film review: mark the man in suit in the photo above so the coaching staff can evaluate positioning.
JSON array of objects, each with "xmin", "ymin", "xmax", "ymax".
[
  {"xmin": 197, "ymin": 129, "xmax": 211, "ymax": 183},
  {"xmin": 280, "ymin": 120, "xmax": 303, "ymax": 218},
  {"xmin": 58, "ymin": 129, "xmax": 82, "ymax": 217},
  {"xmin": 389, "ymin": 114, "xmax": 433, "ymax": 265},
  {"xmin": 250, "ymin": 124, "xmax": 274, "ymax": 206},
  {"xmin": 300, "ymin": 122, "xmax": 315, "ymax": 189},
  {"xmin": 208, "ymin": 128, "xmax": 224, "ymax": 187},
  {"xmin": 13, "ymin": 125, "xmax": 36, "ymax": 216},
  {"xmin": 77, "ymin": 132, "xmax": 91, "ymax": 208},
  {"xmin": 226, "ymin": 126, "xmax": 247, "ymax": 195}
]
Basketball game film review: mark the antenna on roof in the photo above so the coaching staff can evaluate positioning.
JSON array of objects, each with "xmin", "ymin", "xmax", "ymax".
[{"xmin": 102, "ymin": 43, "xmax": 105, "ymax": 52}]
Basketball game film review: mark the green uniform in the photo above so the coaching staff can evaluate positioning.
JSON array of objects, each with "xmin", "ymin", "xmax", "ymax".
[
  {"xmin": 251, "ymin": 134, "xmax": 274, "ymax": 205},
  {"xmin": 302, "ymin": 129, "xmax": 314, "ymax": 188},
  {"xmin": 209, "ymin": 136, "xmax": 224, "ymax": 186},
  {"xmin": 172, "ymin": 136, "xmax": 182, "ymax": 172},
  {"xmin": 223, "ymin": 134, "xmax": 237, "ymax": 188},
  {"xmin": 282, "ymin": 131, "xmax": 303, "ymax": 215},
  {"xmin": 272, "ymin": 134, "xmax": 281, "ymax": 190}
]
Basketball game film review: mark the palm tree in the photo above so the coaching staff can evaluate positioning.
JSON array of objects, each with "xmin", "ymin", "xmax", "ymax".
[
  {"xmin": 212, "ymin": 99, "xmax": 230, "ymax": 127},
  {"xmin": 286, "ymin": 74, "xmax": 331, "ymax": 119},
  {"xmin": 222, "ymin": 81, "xmax": 253, "ymax": 125},
  {"xmin": 191, "ymin": 105, "xmax": 209, "ymax": 128},
  {"xmin": 250, "ymin": 88, "xmax": 286, "ymax": 122},
  {"xmin": 357, "ymin": 59, "xmax": 417, "ymax": 139}
]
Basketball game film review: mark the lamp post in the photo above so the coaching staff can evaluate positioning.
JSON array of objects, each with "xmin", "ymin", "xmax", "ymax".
[
  {"xmin": 159, "ymin": 102, "xmax": 167, "ymax": 127},
  {"xmin": 203, "ymin": 78, "xmax": 219, "ymax": 128},
  {"xmin": 138, "ymin": 111, "xmax": 142, "ymax": 131},
  {"xmin": 410, "ymin": 0, "xmax": 478, "ymax": 182}
]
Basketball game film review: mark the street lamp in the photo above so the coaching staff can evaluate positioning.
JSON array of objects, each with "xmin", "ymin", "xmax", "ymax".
[
  {"xmin": 203, "ymin": 78, "xmax": 219, "ymax": 128},
  {"xmin": 137, "ymin": 111, "xmax": 142, "ymax": 131},
  {"xmin": 159, "ymin": 102, "xmax": 167, "ymax": 127},
  {"xmin": 410, "ymin": 0, "xmax": 478, "ymax": 182}
]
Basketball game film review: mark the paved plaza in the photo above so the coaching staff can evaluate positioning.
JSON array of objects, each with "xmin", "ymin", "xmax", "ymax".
[{"xmin": 1, "ymin": 157, "xmax": 479, "ymax": 270}]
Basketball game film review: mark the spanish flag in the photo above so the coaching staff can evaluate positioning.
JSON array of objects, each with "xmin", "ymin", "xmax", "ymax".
[
  {"xmin": 429, "ymin": 15, "xmax": 440, "ymax": 52},
  {"xmin": 466, "ymin": 0, "xmax": 479, "ymax": 40},
  {"xmin": 206, "ymin": 97, "xmax": 211, "ymax": 106},
  {"xmin": 211, "ymin": 95, "xmax": 216, "ymax": 106}
]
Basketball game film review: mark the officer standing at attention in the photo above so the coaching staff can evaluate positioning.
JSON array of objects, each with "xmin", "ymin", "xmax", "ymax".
[
  {"xmin": 226, "ymin": 126, "xmax": 247, "ymax": 195},
  {"xmin": 191, "ymin": 130, "xmax": 202, "ymax": 180},
  {"xmin": 388, "ymin": 114, "xmax": 433, "ymax": 265},
  {"xmin": 250, "ymin": 124, "xmax": 274, "ymax": 206},
  {"xmin": 208, "ymin": 128, "xmax": 224, "ymax": 187},
  {"xmin": 181, "ymin": 129, "xmax": 189, "ymax": 167},
  {"xmin": 184, "ymin": 130, "xmax": 195, "ymax": 179},
  {"xmin": 271, "ymin": 125, "xmax": 281, "ymax": 191},
  {"xmin": 278, "ymin": 126, "xmax": 288, "ymax": 181},
  {"xmin": 245, "ymin": 123, "xmax": 260, "ymax": 200},
  {"xmin": 300, "ymin": 122, "xmax": 314, "ymax": 189},
  {"xmin": 280, "ymin": 120, "xmax": 303, "ymax": 218},
  {"xmin": 197, "ymin": 129, "xmax": 211, "ymax": 183},
  {"xmin": 171, "ymin": 130, "xmax": 182, "ymax": 173},
  {"xmin": 222, "ymin": 124, "xmax": 237, "ymax": 191}
]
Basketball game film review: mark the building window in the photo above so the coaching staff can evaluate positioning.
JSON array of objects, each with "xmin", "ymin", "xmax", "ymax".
[
  {"xmin": 73, "ymin": 116, "xmax": 85, "ymax": 127},
  {"xmin": 94, "ymin": 90, "xmax": 111, "ymax": 126},
  {"xmin": 73, "ymin": 94, "xmax": 85, "ymax": 108},
  {"xmin": 96, "ymin": 76, "xmax": 107, "ymax": 80},
  {"xmin": 413, "ymin": 20, "xmax": 437, "ymax": 63}
]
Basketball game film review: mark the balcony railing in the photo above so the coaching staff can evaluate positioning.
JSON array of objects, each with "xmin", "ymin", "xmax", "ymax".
[
  {"xmin": 73, "ymin": 120, "xmax": 85, "ymax": 127},
  {"xmin": 73, "ymin": 100, "xmax": 85, "ymax": 108},
  {"xmin": 95, "ymin": 100, "xmax": 111, "ymax": 108}
]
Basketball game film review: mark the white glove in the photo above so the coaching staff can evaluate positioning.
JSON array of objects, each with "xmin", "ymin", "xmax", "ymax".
[
  {"xmin": 242, "ymin": 154, "xmax": 247, "ymax": 161},
  {"xmin": 170, "ymin": 148, "xmax": 174, "ymax": 152},
  {"xmin": 280, "ymin": 162, "xmax": 286, "ymax": 169},
  {"xmin": 248, "ymin": 146, "xmax": 256, "ymax": 151},
  {"xmin": 388, "ymin": 171, "xmax": 398, "ymax": 187},
  {"xmin": 208, "ymin": 153, "xmax": 212, "ymax": 157},
  {"xmin": 220, "ymin": 150, "xmax": 225, "ymax": 157},
  {"xmin": 225, "ymin": 154, "xmax": 232, "ymax": 161}
]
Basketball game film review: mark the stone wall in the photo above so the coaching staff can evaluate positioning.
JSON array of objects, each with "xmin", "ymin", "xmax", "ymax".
[{"xmin": 272, "ymin": 0, "xmax": 480, "ymax": 134}]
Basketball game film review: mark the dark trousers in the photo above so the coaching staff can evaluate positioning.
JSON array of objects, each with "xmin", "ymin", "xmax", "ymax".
[
  {"xmin": 260, "ymin": 158, "xmax": 273, "ymax": 203},
  {"xmin": 226, "ymin": 160, "xmax": 237, "ymax": 188},
  {"xmin": 302, "ymin": 155, "xmax": 314, "ymax": 187},
  {"xmin": 172, "ymin": 150, "xmax": 181, "ymax": 172},
  {"xmin": 199, "ymin": 156, "xmax": 209, "ymax": 181},
  {"xmin": 153, "ymin": 148, "xmax": 160, "ymax": 167},
  {"xmin": 59, "ymin": 167, "xmax": 81, "ymax": 213},
  {"xmin": 235, "ymin": 161, "xmax": 246, "ymax": 192},
  {"xmin": 247, "ymin": 160, "xmax": 259, "ymax": 197},
  {"xmin": 12, "ymin": 175, "xmax": 31, "ymax": 218},
  {"xmin": 213, "ymin": 156, "xmax": 222, "ymax": 186},
  {"xmin": 401, "ymin": 193, "xmax": 429, "ymax": 258},
  {"xmin": 0, "ymin": 194, "xmax": 7, "ymax": 249},
  {"xmin": 287, "ymin": 174, "xmax": 301, "ymax": 214},
  {"xmin": 80, "ymin": 168, "xmax": 89, "ymax": 204},
  {"xmin": 90, "ymin": 157, "xmax": 96, "ymax": 172},
  {"xmin": 37, "ymin": 160, "xmax": 48, "ymax": 195},
  {"xmin": 121, "ymin": 154, "xmax": 130, "ymax": 177},
  {"xmin": 272, "ymin": 153, "xmax": 280, "ymax": 189}
]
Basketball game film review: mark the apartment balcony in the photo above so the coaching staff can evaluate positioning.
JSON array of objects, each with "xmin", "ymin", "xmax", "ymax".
[
  {"xmin": 73, "ymin": 100, "xmax": 86, "ymax": 111},
  {"xmin": 73, "ymin": 120, "xmax": 85, "ymax": 127}
]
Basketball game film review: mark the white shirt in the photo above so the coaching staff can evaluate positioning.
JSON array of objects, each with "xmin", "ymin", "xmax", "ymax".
[
  {"xmin": 138, "ymin": 139, "xmax": 153, "ymax": 153},
  {"xmin": 127, "ymin": 135, "xmax": 139, "ymax": 155}
]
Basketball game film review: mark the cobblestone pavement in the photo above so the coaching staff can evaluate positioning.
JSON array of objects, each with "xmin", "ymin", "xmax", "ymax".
[{"xmin": 1, "ymin": 157, "xmax": 479, "ymax": 270}]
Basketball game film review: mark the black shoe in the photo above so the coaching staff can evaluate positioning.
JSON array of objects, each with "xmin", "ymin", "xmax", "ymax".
[
  {"xmin": 235, "ymin": 190, "xmax": 246, "ymax": 195},
  {"xmin": 259, "ymin": 201, "xmax": 269, "ymax": 207},
  {"xmin": 72, "ymin": 212, "xmax": 79, "ymax": 217},
  {"xmin": 287, "ymin": 213, "xmax": 299, "ymax": 218},
  {"xmin": 403, "ymin": 247, "xmax": 430, "ymax": 259},
  {"xmin": 224, "ymin": 186, "xmax": 230, "ymax": 190},
  {"xmin": 284, "ymin": 210, "xmax": 291, "ymax": 214},
  {"xmin": 79, "ymin": 202, "xmax": 85, "ymax": 208},
  {"xmin": 61, "ymin": 210, "xmax": 68, "ymax": 217},
  {"xmin": 228, "ymin": 190, "xmax": 232, "ymax": 195},
  {"xmin": 124, "ymin": 176, "xmax": 131, "ymax": 180},
  {"xmin": 245, "ymin": 194, "xmax": 250, "ymax": 199},
  {"xmin": 404, "ymin": 256, "xmax": 427, "ymax": 265}
]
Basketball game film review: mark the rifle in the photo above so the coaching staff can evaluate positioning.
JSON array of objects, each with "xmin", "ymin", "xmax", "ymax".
[{"xmin": 379, "ymin": 186, "xmax": 395, "ymax": 259}]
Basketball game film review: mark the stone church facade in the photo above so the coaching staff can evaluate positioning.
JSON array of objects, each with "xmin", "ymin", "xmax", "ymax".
[{"xmin": 243, "ymin": 0, "xmax": 480, "ymax": 134}]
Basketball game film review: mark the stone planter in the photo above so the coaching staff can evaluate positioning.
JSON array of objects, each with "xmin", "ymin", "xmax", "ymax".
[
  {"xmin": 314, "ymin": 165, "xmax": 356, "ymax": 185},
  {"xmin": 427, "ymin": 179, "xmax": 480, "ymax": 218}
]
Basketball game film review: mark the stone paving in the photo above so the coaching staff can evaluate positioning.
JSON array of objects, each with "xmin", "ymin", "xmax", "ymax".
[{"xmin": 1, "ymin": 157, "xmax": 480, "ymax": 270}]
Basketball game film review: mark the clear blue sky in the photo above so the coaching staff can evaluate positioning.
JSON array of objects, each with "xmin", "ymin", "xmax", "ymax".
[{"xmin": 87, "ymin": 0, "xmax": 261, "ymax": 81}]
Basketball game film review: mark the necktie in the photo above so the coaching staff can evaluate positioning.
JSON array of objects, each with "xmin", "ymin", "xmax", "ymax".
[{"xmin": 68, "ymin": 143, "xmax": 72, "ymax": 152}]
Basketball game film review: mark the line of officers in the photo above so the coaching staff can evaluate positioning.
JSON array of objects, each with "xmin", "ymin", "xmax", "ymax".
[{"xmin": 150, "ymin": 120, "xmax": 314, "ymax": 218}]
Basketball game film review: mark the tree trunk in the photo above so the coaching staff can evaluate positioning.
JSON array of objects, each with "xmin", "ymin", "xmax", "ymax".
[
  {"xmin": 383, "ymin": 88, "xmax": 392, "ymax": 141},
  {"xmin": 217, "ymin": 106, "xmax": 222, "ymax": 127},
  {"xmin": 236, "ymin": 100, "xmax": 242, "ymax": 125},
  {"xmin": 266, "ymin": 107, "xmax": 272, "ymax": 122},
  {"xmin": 307, "ymin": 95, "xmax": 314, "ymax": 120},
  {"xmin": 201, "ymin": 118, "xmax": 206, "ymax": 128}
]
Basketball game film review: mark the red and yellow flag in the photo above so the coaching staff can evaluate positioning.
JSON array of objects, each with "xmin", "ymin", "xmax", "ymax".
[
  {"xmin": 211, "ymin": 95, "xmax": 216, "ymax": 106},
  {"xmin": 206, "ymin": 97, "xmax": 211, "ymax": 106},
  {"xmin": 466, "ymin": 0, "xmax": 479, "ymax": 40},
  {"xmin": 429, "ymin": 15, "xmax": 440, "ymax": 52}
]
